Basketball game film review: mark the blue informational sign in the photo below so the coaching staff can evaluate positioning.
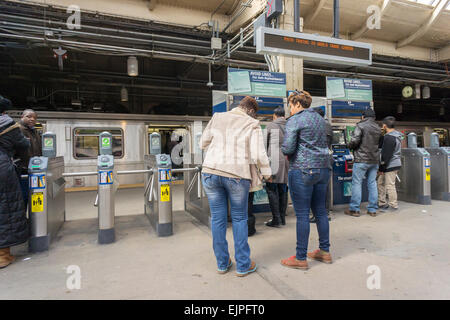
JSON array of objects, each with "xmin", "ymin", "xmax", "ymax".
[
  {"xmin": 228, "ymin": 68, "xmax": 287, "ymax": 97},
  {"xmin": 231, "ymin": 96, "xmax": 284, "ymax": 115},
  {"xmin": 331, "ymin": 101, "xmax": 371, "ymax": 118}
]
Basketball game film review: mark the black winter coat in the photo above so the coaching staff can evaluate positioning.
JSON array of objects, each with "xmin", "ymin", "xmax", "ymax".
[
  {"xmin": 348, "ymin": 117, "xmax": 382, "ymax": 164},
  {"xmin": 0, "ymin": 115, "xmax": 30, "ymax": 248}
]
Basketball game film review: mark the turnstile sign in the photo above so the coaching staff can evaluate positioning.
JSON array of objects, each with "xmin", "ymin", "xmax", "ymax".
[
  {"xmin": 99, "ymin": 171, "xmax": 113, "ymax": 185},
  {"xmin": 30, "ymin": 174, "xmax": 46, "ymax": 190},
  {"xmin": 31, "ymin": 192, "xmax": 44, "ymax": 213},
  {"xmin": 159, "ymin": 169, "xmax": 171, "ymax": 182},
  {"xmin": 160, "ymin": 184, "xmax": 170, "ymax": 202}
]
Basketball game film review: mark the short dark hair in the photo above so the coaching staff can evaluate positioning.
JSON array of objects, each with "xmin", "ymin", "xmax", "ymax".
[
  {"xmin": 273, "ymin": 106, "xmax": 285, "ymax": 118},
  {"xmin": 363, "ymin": 108, "xmax": 376, "ymax": 118},
  {"xmin": 22, "ymin": 109, "xmax": 36, "ymax": 116},
  {"xmin": 239, "ymin": 96, "xmax": 258, "ymax": 113},
  {"xmin": 313, "ymin": 107, "xmax": 325, "ymax": 118},
  {"xmin": 0, "ymin": 95, "xmax": 12, "ymax": 113},
  {"xmin": 382, "ymin": 116, "xmax": 396, "ymax": 128},
  {"xmin": 288, "ymin": 90, "xmax": 312, "ymax": 109}
]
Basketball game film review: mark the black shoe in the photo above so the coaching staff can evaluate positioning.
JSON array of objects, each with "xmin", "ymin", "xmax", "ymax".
[
  {"xmin": 309, "ymin": 216, "xmax": 317, "ymax": 223},
  {"xmin": 248, "ymin": 229, "xmax": 256, "ymax": 237},
  {"xmin": 265, "ymin": 220, "xmax": 280, "ymax": 228},
  {"xmin": 379, "ymin": 204, "xmax": 389, "ymax": 212},
  {"xmin": 280, "ymin": 218, "xmax": 286, "ymax": 226}
]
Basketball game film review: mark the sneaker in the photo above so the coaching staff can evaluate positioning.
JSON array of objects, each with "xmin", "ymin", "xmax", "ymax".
[
  {"xmin": 281, "ymin": 255, "xmax": 309, "ymax": 270},
  {"xmin": 366, "ymin": 211, "xmax": 377, "ymax": 217},
  {"xmin": 217, "ymin": 259, "xmax": 232, "ymax": 274},
  {"xmin": 345, "ymin": 209, "xmax": 360, "ymax": 217},
  {"xmin": 387, "ymin": 206, "xmax": 399, "ymax": 212},
  {"xmin": 379, "ymin": 204, "xmax": 389, "ymax": 211},
  {"xmin": 307, "ymin": 249, "xmax": 333, "ymax": 264},
  {"xmin": 236, "ymin": 261, "xmax": 257, "ymax": 277},
  {"xmin": 309, "ymin": 216, "xmax": 317, "ymax": 223},
  {"xmin": 265, "ymin": 220, "xmax": 280, "ymax": 228}
]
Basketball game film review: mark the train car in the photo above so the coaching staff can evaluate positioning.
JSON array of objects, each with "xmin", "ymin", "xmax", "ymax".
[
  {"xmin": 8, "ymin": 110, "xmax": 210, "ymax": 189},
  {"xmin": 8, "ymin": 110, "xmax": 450, "ymax": 191}
]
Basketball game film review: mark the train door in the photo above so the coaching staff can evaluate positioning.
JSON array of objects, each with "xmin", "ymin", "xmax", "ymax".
[
  {"xmin": 146, "ymin": 124, "xmax": 189, "ymax": 181},
  {"xmin": 433, "ymin": 128, "xmax": 450, "ymax": 147}
]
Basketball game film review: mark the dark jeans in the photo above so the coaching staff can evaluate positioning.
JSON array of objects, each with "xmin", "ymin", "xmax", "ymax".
[
  {"xmin": 265, "ymin": 183, "xmax": 288, "ymax": 224},
  {"xmin": 288, "ymin": 168, "xmax": 331, "ymax": 260}
]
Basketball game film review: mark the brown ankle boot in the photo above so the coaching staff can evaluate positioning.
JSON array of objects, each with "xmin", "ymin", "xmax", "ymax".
[
  {"xmin": 0, "ymin": 248, "xmax": 12, "ymax": 269},
  {"xmin": 4, "ymin": 248, "xmax": 15, "ymax": 263}
]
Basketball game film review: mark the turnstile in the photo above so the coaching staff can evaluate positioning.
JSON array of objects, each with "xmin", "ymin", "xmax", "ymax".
[
  {"xmin": 97, "ymin": 132, "xmax": 115, "ymax": 244},
  {"xmin": 28, "ymin": 132, "xmax": 65, "ymax": 252},
  {"xmin": 144, "ymin": 154, "xmax": 173, "ymax": 237},
  {"xmin": 397, "ymin": 147, "xmax": 432, "ymax": 205},
  {"xmin": 426, "ymin": 133, "xmax": 450, "ymax": 201}
]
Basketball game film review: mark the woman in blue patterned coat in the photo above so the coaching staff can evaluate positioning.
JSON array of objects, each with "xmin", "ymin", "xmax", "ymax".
[{"xmin": 280, "ymin": 90, "xmax": 333, "ymax": 270}]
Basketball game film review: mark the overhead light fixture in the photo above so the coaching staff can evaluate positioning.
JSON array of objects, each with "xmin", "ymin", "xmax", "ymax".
[
  {"xmin": 121, "ymin": 87, "xmax": 128, "ymax": 102},
  {"xmin": 127, "ymin": 56, "xmax": 138, "ymax": 76}
]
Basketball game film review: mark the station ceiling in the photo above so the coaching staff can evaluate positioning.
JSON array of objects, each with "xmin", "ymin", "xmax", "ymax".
[{"xmin": 0, "ymin": 0, "xmax": 449, "ymax": 117}]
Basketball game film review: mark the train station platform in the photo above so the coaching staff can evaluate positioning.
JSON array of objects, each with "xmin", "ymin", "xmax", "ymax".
[{"xmin": 1, "ymin": 190, "xmax": 449, "ymax": 300}]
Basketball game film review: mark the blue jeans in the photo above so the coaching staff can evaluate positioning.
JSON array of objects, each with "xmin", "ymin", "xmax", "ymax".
[
  {"xmin": 288, "ymin": 168, "xmax": 330, "ymax": 261},
  {"xmin": 349, "ymin": 163, "xmax": 379, "ymax": 213},
  {"xmin": 202, "ymin": 173, "xmax": 251, "ymax": 273}
]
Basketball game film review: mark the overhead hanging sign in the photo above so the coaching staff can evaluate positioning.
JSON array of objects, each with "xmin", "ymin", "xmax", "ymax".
[
  {"xmin": 256, "ymin": 27, "xmax": 372, "ymax": 66},
  {"xmin": 326, "ymin": 77, "xmax": 373, "ymax": 102},
  {"xmin": 228, "ymin": 68, "xmax": 287, "ymax": 97}
]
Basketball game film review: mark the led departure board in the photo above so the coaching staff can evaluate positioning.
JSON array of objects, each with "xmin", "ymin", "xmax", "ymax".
[{"xmin": 256, "ymin": 27, "xmax": 372, "ymax": 66}]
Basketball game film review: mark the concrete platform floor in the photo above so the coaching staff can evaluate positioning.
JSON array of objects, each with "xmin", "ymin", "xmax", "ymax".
[{"xmin": 1, "ymin": 199, "xmax": 450, "ymax": 300}]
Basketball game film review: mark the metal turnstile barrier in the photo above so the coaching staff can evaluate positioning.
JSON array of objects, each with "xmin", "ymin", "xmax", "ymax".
[
  {"xmin": 396, "ymin": 133, "xmax": 432, "ymax": 205},
  {"xmin": 426, "ymin": 133, "xmax": 450, "ymax": 201},
  {"xmin": 28, "ymin": 132, "xmax": 66, "ymax": 252},
  {"xmin": 144, "ymin": 154, "xmax": 173, "ymax": 237}
]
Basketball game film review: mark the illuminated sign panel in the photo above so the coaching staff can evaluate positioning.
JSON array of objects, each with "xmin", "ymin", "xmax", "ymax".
[{"xmin": 256, "ymin": 27, "xmax": 372, "ymax": 66}]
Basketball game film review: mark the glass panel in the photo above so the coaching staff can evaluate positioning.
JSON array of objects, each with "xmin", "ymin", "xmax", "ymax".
[
  {"xmin": 332, "ymin": 129, "xmax": 346, "ymax": 145},
  {"xmin": 433, "ymin": 128, "xmax": 450, "ymax": 147},
  {"xmin": 74, "ymin": 128, "xmax": 123, "ymax": 159}
]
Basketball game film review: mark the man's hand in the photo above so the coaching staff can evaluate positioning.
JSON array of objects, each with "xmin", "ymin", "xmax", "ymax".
[{"xmin": 264, "ymin": 176, "xmax": 273, "ymax": 183}]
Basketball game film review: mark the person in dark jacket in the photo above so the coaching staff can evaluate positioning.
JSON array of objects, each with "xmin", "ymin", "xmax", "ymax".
[
  {"xmin": 310, "ymin": 107, "xmax": 333, "ymax": 223},
  {"xmin": 16, "ymin": 109, "xmax": 42, "ymax": 208},
  {"xmin": 280, "ymin": 90, "xmax": 333, "ymax": 270},
  {"xmin": 264, "ymin": 106, "xmax": 289, "ymax": 227},
  {"xmin": 0, "ymin": 96, "xmax": 30, "ymax": 269},
  {"xmin": 378, "ymin": 116, "xmax": 403, "ymax": 212},
  {"xmin": 345, "ymin": 109, "xmax": 382, "ymax": 217}
]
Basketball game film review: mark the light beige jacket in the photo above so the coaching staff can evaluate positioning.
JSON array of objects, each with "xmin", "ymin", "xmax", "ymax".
[{"xmin": 200, "ymin": 107, "xmax": 272, "ymax": 182}]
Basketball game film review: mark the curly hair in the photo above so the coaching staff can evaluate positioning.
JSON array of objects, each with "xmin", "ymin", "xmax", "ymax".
[{"xmin": 288, "ymin": 90, "xmax": 312, "ymax": 109}]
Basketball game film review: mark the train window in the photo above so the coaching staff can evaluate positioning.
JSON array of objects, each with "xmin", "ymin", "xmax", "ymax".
[
  {"xmin": 73, "ymin": 128, "xmax": 124, "ymax": 159},
  {"xmin": 402, "ymin": 130, "xmax": 424, "ymax": 148},
  {"xmin": 433, "ymin": 128, "xmax": 449, "ymax": 147}
]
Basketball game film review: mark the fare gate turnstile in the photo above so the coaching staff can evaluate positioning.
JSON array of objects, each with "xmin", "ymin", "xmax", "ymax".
[
  {"xmin": 97, "ymin": 132, "xmax": 116, "ymax": 244},
  {"xmin": 396, "ymin": 133, "xmax": 432, "ymax": 205},
  {"xmin": 28, "ymin": 132, "xmax": 65, "ymax": 252},
  {"xmin": 426, "ymin": 133, "xmax": 450, "ymax": 202},
  {"xmin": 144, "ymin": 154, "xmax": 173, "ymax": 237}
]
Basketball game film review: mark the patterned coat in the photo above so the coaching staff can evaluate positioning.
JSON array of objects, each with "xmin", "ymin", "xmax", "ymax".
[{"xmin": 281, "ymin": 108, "xmax": 329, "ymax": 170}]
